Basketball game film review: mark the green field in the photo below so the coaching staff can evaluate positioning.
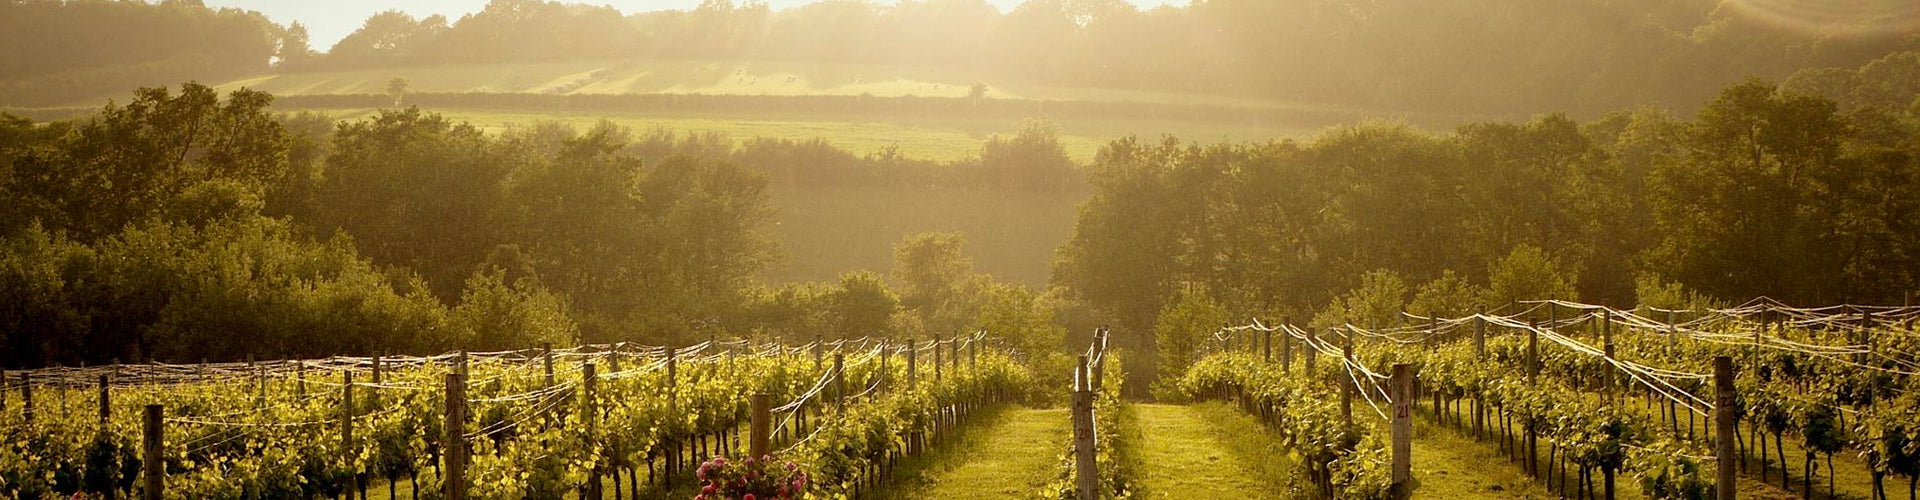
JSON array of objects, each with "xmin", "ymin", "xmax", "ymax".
[{"xmin": 203, "ymin": 59, "xmax": 1355, "ymax": 111}]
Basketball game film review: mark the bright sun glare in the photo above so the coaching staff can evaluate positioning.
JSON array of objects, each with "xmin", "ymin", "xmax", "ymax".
[{"xmin": 1723, "ymin": 0, "xmax": 1920, "ymax": 36}]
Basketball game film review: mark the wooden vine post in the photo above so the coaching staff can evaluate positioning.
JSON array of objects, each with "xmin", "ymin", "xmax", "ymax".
[
  {"xmin": 1391, "ymin": 363, "xmax": 1413, "ymax": 498},
  {"xmin": 908, "ymin": 340, "xmax": 924, "ymax": 456},
  {"xmin": 371, "ymin": 354, "xmax": 383, "ymax": 407},
  {"xmin": 970, "ymin": 335, "xmax": 979, "ymax": 373},
  {"xmin": 934, "ymin": 335, "xmax": 944, "ymax": 382},
  {"xmin": 1091, "ymin": 328, "xmax": 1106, "ymax": 391},
  {"xmin": 143, "ymin": 404, "xmax": 163, "ymax": 500},
  {"xmin": 1071, "ymin": 355, "xmax": 1097, "ymax": 500},
  {"xmin": 443, "ymin": 373, "xmax": 468, "ymax": 500},
  {"xmin": 583, "ymin": 363, "xmax": 601, "ymax": 500},
  {"xmin": 1526, "ymin": 319, "xmax": 1540, "ymax": 477},
  {"xmin": 1474, "ymin": 308, "xmax": 1487, "ymax": 438},
  {"xmin": 1280, "ymin": 322, "xmax": 1293, "ymax": 374},
  {"xmin": 750, "ymin": 393, "xmax": 771, "ymax": 458},
  {"xmin": 951, "ymin": 333, "xmax": 961, "ymax": 375},
  {"xmin": 833, "ymin": 353, "xmax": 846, "ymax": 413},
  {"xmin": 23, "ymin": 372, "xmax": 32, "ymax": 423},
  {"xmin": 1342, "ymin": 328, "xmax": 1354, "ymax": 426},
  {"xmin": 543, "ymin": 343, "xmax": 556, "ymax": 387},
  {"xmin": 342, "ymin": 371, "xmax": 356, "ymax": 500},
  {"xmin": 665, "ymin": 345, "xmax": 678, "ymax": 488},
  {"xmin": 1714, "ymin": 356, "xmax": 1735, "ymax": 500},
  {"xmin": 1263, "ymin": 324, "xmax": 1273, "ymax": 363},
  {"xmin": 1, "ymin": 370, "xmax": 7, "ymax": 414},
  {"xmin": 1305, "ymin": 328, "xmax": 1318, "ymax": 374},
  {"xmin": 1602, "ymin": 310, "xmax": 1615, "ymax": 400},
  {"xmin": 98, "ymin": 374, "xmax": 110, "ymax": 424}
]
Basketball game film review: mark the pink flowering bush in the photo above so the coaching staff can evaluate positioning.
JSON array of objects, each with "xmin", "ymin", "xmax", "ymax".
[{"xmin": 695, "ymin": 455, "xmax": 809, "ymax": 500}]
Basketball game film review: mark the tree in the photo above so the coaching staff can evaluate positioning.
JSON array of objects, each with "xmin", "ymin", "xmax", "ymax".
[
  {"xmin": 1408, "ymin": 270, "xmax": 1487, "ymax": 318},
  {"xmin": 387, "ymin": 77, "xmax": 410, "ymax": 106},
  {"xmin": 1312, "ymin": 269, "xmax": 1409, "ymax": 330},
  {"xmin": 449, "ymin": 267, "xmax": 578, "ymax": 351},
  {"xmin": 828, "ymin": 271, "xmax": 898, "ymax": 339},
  {"xmin": 1153, "ymin": 283, "xmax": 1226, "ymax": 384},
  {"xmin": 1486, "ymin": 244, "xmax": 1579, "ymax": 307},
  {"xmin": 891, "ymin": 231, "xmax": 980, "ymax": 334},
  {"xmin": 1, "ymin": 83, "xmax": 287, "ymax": 240},
  {"xmin": 276, "ymin": 21, "xmax": 314, "ymax": 69},
  {"xmin": 316, "ymin": 108, "xmax": 507, "ymax": 300},
  {"xmin": 1644, "ymin": 80, "xmax": 1850, "ymax": 303}
]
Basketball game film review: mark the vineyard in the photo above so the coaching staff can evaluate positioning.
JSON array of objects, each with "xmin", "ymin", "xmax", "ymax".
[
  {"xmin": 1178, "ymin": 298, "xmax": 1920, "ymax": 500},
  {"xmin": 0, "ymin": 333, "xmax": 1036, "ymax": 500},
  {"xmin": 6, "ymin": 298, "xmax": 1920, "ymax": 500}
]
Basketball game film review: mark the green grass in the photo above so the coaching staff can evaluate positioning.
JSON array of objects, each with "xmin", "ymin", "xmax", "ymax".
[
  {"xmin": 1185, "ymin": 401, "xmax": 1310, "ymax": 498},
  {"xmin": 874, "ymin": 405, "xmax": 1070, "ymax": 500},
  {"xmin": 1130, "ymin": 403, "xmax": 1282, "ymax": 498},
  {"xmin": 1408, "ymin": 412, "xmax": 1564, "ymax": 499},
  {"xmin": 201, "ymin": 58, "xmax": 1378, "ymax": 112}
]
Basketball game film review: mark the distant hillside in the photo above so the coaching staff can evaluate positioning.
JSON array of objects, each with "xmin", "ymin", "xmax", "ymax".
[{"xmin": 8, "ymin": 0, "xmax": 1920, "ymax": 117}]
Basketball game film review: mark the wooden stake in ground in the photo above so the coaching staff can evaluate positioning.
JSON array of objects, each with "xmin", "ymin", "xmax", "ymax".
[
  {"xmin": 1714, "ymin": 356, "xmax": 1735, "ymax": 500},
  {"xmin": 1391, "ymin": 363, "xmax": 1413, "ymax": 497},
  {"xmin": 750, "ymin": 393, "xmax": 771, "ymax": 458},
  {"xmin": 1342, "ymin": 328, "xmax": 1354, "ymax": 426},
  {"xmin": 1072, "ymin": 355, "xmax": 1098, "ymax": 500},
  {"xmin": 144, "ymin": 404, "xmax": 163, "ymax": 500},
  {"xmin": 444, "ymin": 373, "xmax": 467, "ymax": 500},
  {"xmin": 583, "ymin": 363, "xmax": 601, "ymax": 500}
]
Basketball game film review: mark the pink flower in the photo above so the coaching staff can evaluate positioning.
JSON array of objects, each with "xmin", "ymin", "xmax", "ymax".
[
  {"xmin": 702, "ymin": 485, "xmax": 716, "ymax": 495},
  {"xmin": 744, "ymin": 495, "xmax": 757, "ymax": 500}
]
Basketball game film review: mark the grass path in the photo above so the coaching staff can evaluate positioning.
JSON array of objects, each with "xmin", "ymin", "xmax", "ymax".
[
  {"xmin": 875, "ymin": 406, "xmax": 1071, "ymax": 500},
  {"xmin": 1408, "ymin": 414, "xmax": 1563, "ymax": 499},
  {"xmin": 1131, "ymin": 403, "xmax": 1276, "ymax": 498}
]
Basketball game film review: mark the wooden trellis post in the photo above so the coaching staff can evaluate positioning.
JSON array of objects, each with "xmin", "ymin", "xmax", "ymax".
[
  {"xmin": 584, "ymin": 363, "xmax": 601, "ymax": 500},
  {"xmin": 1391, "ymin": 363, "xmax": 1413, "ymax": 497},
  {"xmin": 143, "ymin": 404, "xmax": 163, "ymax": 500},
  {"xmin": 747, "ymin": 391, "xmax": 773, "ymax": 459},
  {"xmin": 1526, "ymin": 319, "xmax": 1540, "ymax": 477},
  {"xmin": 98, "ymin": 374, "xmax": 110, "ymax": 424},
  {"xmin": 1072, "ymin": 355, "xmax": 1097, "ymax": 500},
  {"xmin": 444, "ymin": 373, "xmax": 467, "ymax": 500},
  {"xmin": 1342, "ymin": 328, "xmax": 1354, "ymax": 426},
  {"xmin": 1714, "ymin": 356, "xmax": 1735, "ymax": 500}
]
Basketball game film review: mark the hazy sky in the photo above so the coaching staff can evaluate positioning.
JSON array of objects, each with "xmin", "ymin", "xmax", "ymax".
[{"xmin": 206, "ymin": 0, "xmax": 1188, "ymax": 52}]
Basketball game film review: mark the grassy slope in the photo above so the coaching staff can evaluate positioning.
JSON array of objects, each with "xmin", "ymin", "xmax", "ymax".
[
  {"xmin": 874, "ymin": 405, "xmax": 1070, "ymax": 500},
  {"xmin": 201, "ymin": 59, "xmax": 1349, "ymax": 110}
]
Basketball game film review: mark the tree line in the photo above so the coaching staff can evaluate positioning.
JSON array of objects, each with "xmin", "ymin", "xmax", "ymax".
[
  {"xmin": 0, "ymin": 0, "xmax": 283, "ymax": 106},
  {"xmin": 1052, "ymin": 75, "xmax": 1920, "ymax": 380},
  {"xmin": 0, "ymin": 83, "xmax": 1070, "ymax": 368}
]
